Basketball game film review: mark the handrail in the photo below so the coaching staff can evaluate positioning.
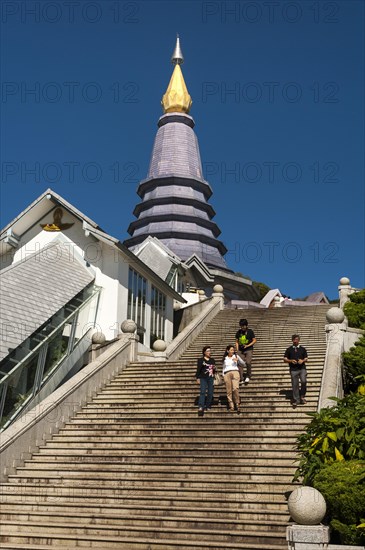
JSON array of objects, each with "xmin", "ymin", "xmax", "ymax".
[
  {"xmin": 0, "ymin": 334, "xmax": 136, "ymax": 481},
  {"xmin": 0, "ymin": 287, "xmax": 101, "ymax": 387},
  {"xmin": 166, "ymin": 295, "xmax": 224, "ymax": 361},
  {"xmin": 317, "ymin": 322, "xmax": 345, "ymax": 411}
]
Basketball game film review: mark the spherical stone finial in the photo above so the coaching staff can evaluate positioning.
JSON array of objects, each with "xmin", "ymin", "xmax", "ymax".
[
  {"xmin": 339, "ymin": 277, "xmax": 350, "ymax": 285},
  {"xmin": 288, "ymin": 487, "xmax": 326, "ymax": 525},
  {"xmin": 198, "ymin": 289, "xmax": 205, "ymax": 295},
  {"xmin": 121, "ymin": 319, "xmax": 137, "ymax": 334},
  {"xmin": 152, "ymin": 339, "xmax": 167, "ymax": 352},
  {"xmin": 213, "ymin": 284, "xmax": 223, "ymax": 293},
  {"xmin": 91, "ymin": 331, "xmax": 106, "ymax": 345},
  {"xmin": 274, "ymin": 296, "xmax": 281, "ymax": 302},
  {"xmin": 326, "ymin": 307, "xmax": 345, "ymax": 324}
]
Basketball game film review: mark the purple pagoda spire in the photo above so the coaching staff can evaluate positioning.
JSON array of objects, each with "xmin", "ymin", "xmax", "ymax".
[{"xmin": 124, "ymin": 38, "xmax": 228, "ymax": 270}]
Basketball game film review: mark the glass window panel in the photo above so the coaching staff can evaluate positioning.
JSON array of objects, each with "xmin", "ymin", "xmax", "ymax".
[
  {"xmin": 43, "ymin": 329, "xmax": 68, "ymax": 379},
  {"xmin": 0, "ymin": 354, "xmax": 39, "ymax": 428}
]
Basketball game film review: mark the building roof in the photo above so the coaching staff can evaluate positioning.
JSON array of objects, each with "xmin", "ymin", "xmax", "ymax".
[
  {"xmin": 81, "ymin": 223, "xmax": 185, "ymax": 303},
  {"xmin": 133, "ymin": 236, "xmax": 187, "ymax": 281},
  {"xmin": 260, "ymin": 289, "xmax": 282, "ymax": 308},
  {"xmin": 0, "ymin": 241, "xmax": 94, "ymax": 361},
  {"xmin": 0, "ymin": 189, "xmax": 185, "ymax": 304},
  {"xmin": 305, "ymin": 292, "xmax": 329, "ymax": 304}
]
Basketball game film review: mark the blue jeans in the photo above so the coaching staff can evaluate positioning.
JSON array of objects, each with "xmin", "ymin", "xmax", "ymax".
[{"xmin": 198, "ymin": 377, "xmax": 214, "ymax": 409}]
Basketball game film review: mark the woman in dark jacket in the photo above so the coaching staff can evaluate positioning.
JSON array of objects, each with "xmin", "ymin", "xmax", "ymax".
[{"xmin": 195, "ymin": 345, "xmax": 216, "ymax": 416}]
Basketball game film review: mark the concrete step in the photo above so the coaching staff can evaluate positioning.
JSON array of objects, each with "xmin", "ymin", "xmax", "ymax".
[
  {"xmin": 56, "ymin": 427, "xmax": 302, "ymax": 437},
  {"xmin": 73, "ymin": 410, "xmax": 312, "ymax": 419},
  {"xmin": 22, "ymin": 461, "xmax": 296, "ymax": 475},
  {"xmin": 65, "ymin": 419, "xmax": 308, "ymax": 428},
  {"xmin": 35, "ymin": 447, "xmax": 299, "ymax": 458},
  {"xmin": 30, "ymin": 452, "xmax": 297, "ymax": 465},
  {"xmin": 0, "ymin": 508, "xmax": 289, "ymax": 532},
  {"xmin": 78, "ymin": 402, "xmax": 315, "ymax": 410},
  {"xmin": 0, "ymin": 486, "xmax": 289, "ymax": 510},
  {"xmin": 0, "ymin": 519, "xmax": 287, "ymax": 545},
  {"xmin": 1, "ymin": 481, "xmax": 291, "ymax": 501},
  {"xmin": 8, "ymin": 476, "xmax": 295, "ymax": 495},
  {"xmin": 93, "ymin": 389, "xmax": 321, "ymax": 398},
  {"xmin": 47, "ymin": 432, "xmax": 300, "ymax": 442},
  {"xmin": 0, "ymin": 502, "xmax": 289, "ymax": 522},
  {"xmin": 34, "ymin": 441, "xmax": 297, "ymax": 451},
  {"xmin": 0, "ymin": 532, "xmax": 288, "ymax": 550},
  {"xmin": 11, "ymin": 468, "xmax": 294, "ymax": 483}
]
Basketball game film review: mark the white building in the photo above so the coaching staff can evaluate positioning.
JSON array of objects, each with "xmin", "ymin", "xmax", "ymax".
[{"xmin": 0, "ymin": 188, "xmax": 185, "ymax": 429}]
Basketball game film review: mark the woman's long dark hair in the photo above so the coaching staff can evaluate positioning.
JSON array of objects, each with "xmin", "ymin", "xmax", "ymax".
[{"xmin": 222, "ymin": 345, "xmax": 235, "ymax": 362}]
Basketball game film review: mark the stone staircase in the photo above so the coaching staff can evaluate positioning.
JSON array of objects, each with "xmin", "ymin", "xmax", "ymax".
[{"xmin": 0, "ymin": 305, "xmax": 330, "ymax": 549}]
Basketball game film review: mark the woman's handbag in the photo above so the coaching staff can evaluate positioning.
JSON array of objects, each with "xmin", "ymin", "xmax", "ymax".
[{"xmin": 213, "ymin": 372, "xmax": 223, "ymax": 386}]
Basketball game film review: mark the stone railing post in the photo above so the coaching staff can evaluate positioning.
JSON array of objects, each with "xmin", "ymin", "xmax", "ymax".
[
  {"xmin": 211, "ymin": 284, "xmax": 225, "ymax": 309},
  {"xmin": 90, "ymin": 330, "xmax": 106, "ymax": 361},
  {"xmin": 318, "ymin": 307, "xmax": 346, "ymax": 410},
  {"xmin": 286, "ymin": 487, "xmax": 329, "ymax": 549},
  {"xmin": 338, "ymin": 276, "xmax": 352, "ymax": 309},
  {"xmin": 274, "ymin": 296, "xmax": 282, "ymax": 307},
  {"xmin": 120, "ymin": 320, "xmax": 139, "ymax": 363}
]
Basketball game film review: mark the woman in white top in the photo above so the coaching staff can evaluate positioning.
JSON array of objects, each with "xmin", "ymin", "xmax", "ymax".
[{"xmin": 222, "ymin": 345, "xmax": 245, "ymax": 413}]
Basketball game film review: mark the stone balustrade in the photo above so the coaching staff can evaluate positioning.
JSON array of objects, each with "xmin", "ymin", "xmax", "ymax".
[{"xmin": 287, "ymin": 277, "xmax": 365, "ymax": 550}]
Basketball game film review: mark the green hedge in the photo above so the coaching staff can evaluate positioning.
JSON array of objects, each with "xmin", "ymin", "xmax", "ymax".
[
  {"xmin": 343, "ymin": 335, "xmax": 365, "ymax": 391},
  {"xmin": 344, "ymin": 289, "xmax": 365, "ymax": 330},
  {"xmin": 313, "ymin": 460, "xmax": 365, "ymax": 545}
]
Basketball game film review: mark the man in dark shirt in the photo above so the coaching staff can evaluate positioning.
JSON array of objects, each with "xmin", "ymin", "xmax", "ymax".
[
  {"xmin": 235, "ymin": 319, "xmax": 257, "ymax": 384},
  {"xmin": 284, "ymin": 334, "xmax": 308, "ymax": 408}
]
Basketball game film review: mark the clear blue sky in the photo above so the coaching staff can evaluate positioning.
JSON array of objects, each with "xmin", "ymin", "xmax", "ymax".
[{"xmin": 1, "ymin": 0, "xmax": 364, "ymax": 300}]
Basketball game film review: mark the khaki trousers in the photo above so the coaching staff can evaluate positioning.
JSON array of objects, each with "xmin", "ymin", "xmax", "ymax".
[
  {"xmin": 224, "ymin": 370, "xmax": 240, "ymax": 410},
  {"xmin": 237, "ymin": 349, "xmax": 253, "ymax": 379}
]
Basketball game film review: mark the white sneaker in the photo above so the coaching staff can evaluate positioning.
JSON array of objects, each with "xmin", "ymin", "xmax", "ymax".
[{"xmin": 244, "ymin": 377, "xmax": 250, "ymax": 384}]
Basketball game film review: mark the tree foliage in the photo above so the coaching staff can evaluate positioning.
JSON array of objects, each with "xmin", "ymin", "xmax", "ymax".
[
  {"xmin": 252, "ymin": 281, "xmax": 271, "ymax": 300},
  {"xmin": 344, "ymin": 289, "xmax": 365, "ymax": 329},
  {"xmin": 313, "ymin": 460, "xmax": 365, "ymax": 545},
  {"xmin": 343, "ymin": 336, "xmax": 365, "ymax": 392},
  {"xmin": 293, "ymin": 394, "xmax": 365, "ymax": 485}
]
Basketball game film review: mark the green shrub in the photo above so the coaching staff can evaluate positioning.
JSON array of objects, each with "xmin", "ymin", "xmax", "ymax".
[
  {"xmin": 313, "ymin": 460, "xmax": 365, "ymax": 545},
  {"xmin": 252, "ymin": 281, "xmax": 271, "ymax": 300},
  {"xmin": 347, "ymin": 289, "xmax": 365, "ymax": 305},
  {"xmin": 343, "ymin": 336, "xmax": 365, "ymax": 391},
  {"xmin": 344, "ymin": 289, "xmax": 365, "ymax": 329},
  {"xmin": 294, "ymin": 393, "xmax": 365, "ymax": 484}
]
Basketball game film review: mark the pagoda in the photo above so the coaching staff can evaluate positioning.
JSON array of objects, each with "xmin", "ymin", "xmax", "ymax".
[{"xmin": 124, "ymin": 37, "xmax": 228, "ymax": 271}]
